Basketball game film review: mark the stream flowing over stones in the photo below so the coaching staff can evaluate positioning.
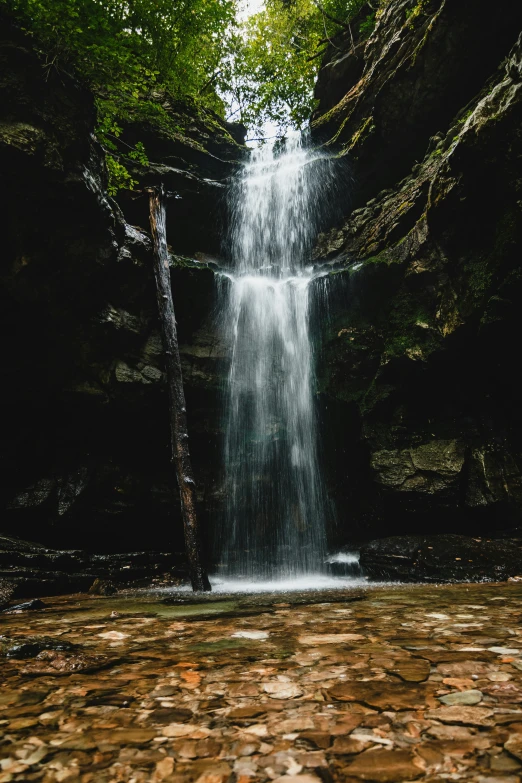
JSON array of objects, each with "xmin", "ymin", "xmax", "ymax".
[{"xmin": 216, "ymin": 139, "xmax": 337, "ymax": 579}]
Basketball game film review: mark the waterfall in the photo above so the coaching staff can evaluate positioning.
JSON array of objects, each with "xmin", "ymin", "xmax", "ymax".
[{"xmin": 217, "ymin": 136, "xmax": 336, "ymax": 580}]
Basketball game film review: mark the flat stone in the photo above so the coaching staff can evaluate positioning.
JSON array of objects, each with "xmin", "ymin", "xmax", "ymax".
[
  {"xmin": 277, "ymin": 717, "xmax": 314, "ymax": 733},
  {"xmin": 438, "ymin": 661, "xmax": 491, "ymax": 676},
  {"xmin": 298, "ymin": 634, "xmax": 366, "ymax": 645},
  {"xmin": 418, "ymin": 650, "xmax": 496, "ymax": 664},
  {"xmin": 389, "ymin": 658, "xmax": 430, "ymax": 682},
  {"xmin": 476, "ymin": 777, "xmax": 522, "ymax": 783},
  {"xmin": 427, "ymin": 724, "xmax": 475, "ymax": 740},
  {"xmin": 484, "ymin": 683, "xmax": 522, "ymax": 702},
  {"xmin": 425, "ymin": 705, "xmax": 494, "ymax": 726},
  {"xmin": 227, "ymin": 706, "xmax": 267, "ymax": 721},
  {"xmin": 243, "ymin": 723, "xmax": 269, "ymax": 737},
  {"xmin": 100, "ymin": 728, "xmax": 157, "ymax": 745},
  {"xmin": 162, "ymin": 723, "xmax": 197, "ymax": 737},
  {"xmin": 331, "ymin": 736, "xmax": 370, "ymax": 754},
  {"xmin": 52, "ymin": 734, "xmax": 98, "ymax": 751},
  {"xmin": 490, "ymin": 751, "xmax": 522, "ymax": 771},
  {"xmin": 6, "ymin": 717, "xmax": 39, "ymax": 729},
  {"xmin": 298, "ymin": 731, "xmax": 331, "ymax": 749},
  {"xmin": 227, "ymin": 682, "xmax": 259, "ymax": 697},
  {"xmin": 263, "ymin": 682, "xmax": 303, "ymax": 699},
  {"xmin": 149, "ymin": 707, "xmax": 193, "ymax": 724},
  {"xmin": 344, "ymin": 749, "xmax": 425, "ymax": 781},
  {"xmin": 504, "ymin": 733, "xmax": 522, "ymax": 760},
  {"xmin": 489, "ymin": 647, "xmax": 522, "ymax": 655},
  {"xmin": 439, "ymin": 689, "xmax": 483, "ymax": 705},
  {"xmin": 329, "ymin": 680, "xmax": 431, "ymax": 710},
  {"xmin": 423, "ymin": 737, "xmax": 492, "ymax": 755},
  {"xmin": 272, "ymin": 776, "xmax": 322, "ymax": 783}
]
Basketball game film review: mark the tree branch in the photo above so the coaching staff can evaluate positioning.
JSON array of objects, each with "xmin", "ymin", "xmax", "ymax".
[{"xmin": 310, "ymin": 0, "xmax": 350, "ymax": 30}]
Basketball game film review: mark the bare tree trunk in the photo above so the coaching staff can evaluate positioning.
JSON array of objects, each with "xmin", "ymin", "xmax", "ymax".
[{"xmin": 148, "ymin": 186, "xmax": 211, "ymax": 592}]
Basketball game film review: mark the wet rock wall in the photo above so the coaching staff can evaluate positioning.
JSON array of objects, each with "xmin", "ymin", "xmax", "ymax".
[
  {"xmin": 0, "ymin": 13, "xmax": 244, "ymax": 557},
  {"xmin": 311, "ymin": 0, "xmax": 522, "ymax": 542}
]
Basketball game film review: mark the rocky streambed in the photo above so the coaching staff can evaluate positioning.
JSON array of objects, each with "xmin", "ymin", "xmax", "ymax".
[{"xmin": 3, "ymin": 583, "xmax": 522, "ymax": 781}]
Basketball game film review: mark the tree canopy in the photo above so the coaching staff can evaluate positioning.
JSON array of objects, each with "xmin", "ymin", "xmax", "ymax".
[
  {"xmin": 3, "ymin": 0, "xmax": 382, "ymax": 188},
  {"xmin": 224, "ymin": 0, "xmax": 376, "ymax": 138}
]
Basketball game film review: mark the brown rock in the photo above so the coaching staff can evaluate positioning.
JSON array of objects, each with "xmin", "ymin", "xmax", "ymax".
[
  {"xmin": 6, "ymin": 717, "xmax": 39, "ymax": 729},
  {"xmin": 424, "ymin": 706, "xmax": 494, "ymax": 726},
  {"xmin": 330, "ymin": 714, "xmax": 365, "ymax": 735},
  {"xmin": 263, "ymin": 682, "xmax": 304, "ymax": 699},
  {"xmin": 100, "ymin": 728, "xmax": 157, "ymax": 745},
  {"xmin": 329, "ymin": 681, "xmax": 431, "ymax": 710},
  {"xmin": 272, "ymin": 776, "xmax": 322, "ymax": 783},
  {"xmin": 54, "ymin": 734, "xmax": 99, "ymax": 751},
  {"xmin": 149, "ymin": 707, "xmax": 193, "ymax": 724},
  {"xmin": 484, "ymin": 683, "xmax": 522, "ymax": 702},
  {"xmin": 344, "ymin": 749, "xmax": 425, "ymax": 781},
  {"xmin": 416, "ymin": 745, "xmax": 445, "ymax": 767},
  {"xmin": 493, "ymin": 712, "xmax": 522, "ymax": 725},
  {"xmin": 298, "ymin": 731, "xmax": 331, "ymax": 749},
  {"xmin": 227, "ymin": 705, "xmax": 267, "ymax": 721},
  {"xmin": 331, "ymin": 736, "xmax": 370, "ymax": 755},
  {"xmin": 424, "ymin": 737, "xmax": 492, "ymax": 756},
  {"xmin": 505, "ymin": 733, "xmax": 522, "ymax": 761},
  {"xmin": 490, "ymin": 751, "xmax": 522, "ymax": 771},
  {"xmin": 277, "ymin": 717, "xmax": 315, "ymax": 733},
  {"xmin": 427, "ymin": 725, "xmax": 474, "ymax": 740},
  {"xmin": 361, "ymin": 714, "xmax": 391, "ymax": 729},
  {"xmin": 231, "ymin": 739, "xmax": 260, "ymax": 756},
  {"xmin": 419, "ymin": 651, "xmax": 496, "ymax": 664},
  {"xmin": 389, "ymin": 658, "xmax": 430, "ymax": 682},
  {"xmin": 298, "ymin": 634, "xmax": 366, "ymax": 645},
  {"xmin": 227, "ymin": 683, "xmax": 259, "ymax": 697},
  {"xmin": 438, "ymin": 661, "xmax": 492, "ymax": 677}
]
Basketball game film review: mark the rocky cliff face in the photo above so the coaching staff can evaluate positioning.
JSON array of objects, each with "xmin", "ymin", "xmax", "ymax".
[
  {"xmin": 311, "ymin": 0, "xmax": 522, "ymax": 542},
  {"xmin": 0, "ymin": 14, "xmax": 245, "ymax": 557}
]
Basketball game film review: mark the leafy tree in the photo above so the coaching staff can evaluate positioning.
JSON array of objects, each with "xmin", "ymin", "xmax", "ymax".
[
  {"xmin": 224, "ymin": 0, "xmax": 384, "ymax": 138},
  {"xmin": 4, "ymin": 0, "xmax": 236, "ymax": 190},
  {"xmin": 4, "ymin": 0, "xmax": 388, "ymax": 178}
]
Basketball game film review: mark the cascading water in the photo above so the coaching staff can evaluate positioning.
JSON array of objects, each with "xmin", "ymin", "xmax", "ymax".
[{"xmin": 217, "ymin": 136, "xmax": 337, "ymax": 580}]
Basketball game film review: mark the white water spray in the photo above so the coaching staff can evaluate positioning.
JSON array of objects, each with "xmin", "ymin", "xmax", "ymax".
[{"xmin": 217, "ymin": 137, "xmax": 337, "ymax": 579}]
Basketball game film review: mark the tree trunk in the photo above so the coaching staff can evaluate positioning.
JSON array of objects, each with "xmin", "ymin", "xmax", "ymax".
[{"xmin": 148, "ymin": 186, "xmax": 211, "ymax": 592}]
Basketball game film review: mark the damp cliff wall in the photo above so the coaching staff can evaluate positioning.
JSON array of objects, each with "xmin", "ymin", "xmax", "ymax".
[
  {"xmin": 0, "ymin": 12, "xmax": 245, "ymax": 557},
  {"xmin": 310, "ymin": 0, "xmax": 522, "ymax": 544}
]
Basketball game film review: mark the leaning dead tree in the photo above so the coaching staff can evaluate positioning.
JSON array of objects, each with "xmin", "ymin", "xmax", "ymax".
[{"xmin": 148, "ymin": 185, "xmax": 211, "ymax": 592}]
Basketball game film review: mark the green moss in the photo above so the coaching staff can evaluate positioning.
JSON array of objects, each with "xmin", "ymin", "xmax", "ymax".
[
  {"xmin": 346, "ymin": 115, "xmax": 376, "ymax": 154},
  {"xmin": 170, "ymin": 254, "xmax": 200, "ymax": 268},
  {"xmin": 327, "ymin": 115, "xmax": 351, "ymax": 146},
  {"xmin": 311, "ymin": 90, "xmax": 353, "ymax": 131},
  {"xmin": 464, "ymin": 258, "xmax": 493, "ymax": 303},
  {"xmin": 362, "ymin": 249, "xmax": 397, "ymax": 267}
]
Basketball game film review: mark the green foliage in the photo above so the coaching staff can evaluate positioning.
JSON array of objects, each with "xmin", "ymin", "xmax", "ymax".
[
  {"xmin": 5, "ymin": 0, "xmax": 390, "ymax": 164},
  {"xmin": 5, "ymin": 0, "xmax": 236, "ymax": 192},
  {"xmin": 106, "ymin": 156, "xmax": 138, "ymax": 197},
  {"xmin": 226, "ymin": 0, "xmax": 387, "ymax": 137},
  {"xmin": 359, "ymin": 12, "xmax": 376, "ymax": 38},
  {"xmin": 223, "ymin": 0, "xmax": 321, "ymax": 136}
]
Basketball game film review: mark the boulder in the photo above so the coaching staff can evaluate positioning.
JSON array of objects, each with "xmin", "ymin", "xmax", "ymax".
[{"xmin": 359, "ymin": 534, "xmax": 522, "ymax": 582}]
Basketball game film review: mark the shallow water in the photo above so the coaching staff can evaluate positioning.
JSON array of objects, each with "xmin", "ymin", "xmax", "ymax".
[{"xmin": 3, "ymin": 581, "xmax": 522, "ymax": 782}]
